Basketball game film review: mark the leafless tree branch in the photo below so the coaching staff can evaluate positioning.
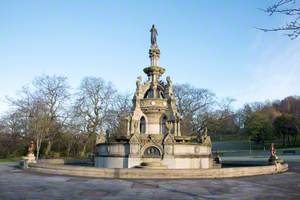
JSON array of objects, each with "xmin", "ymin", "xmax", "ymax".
[{"xmin": 260, "ymin": 0, "xmax": 300, "ymax": 39}]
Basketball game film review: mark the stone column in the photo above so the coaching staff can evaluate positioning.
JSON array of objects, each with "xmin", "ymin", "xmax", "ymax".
[{"xmin": 149, "ymin": 47, "xmax": 160, "ymax": 66}]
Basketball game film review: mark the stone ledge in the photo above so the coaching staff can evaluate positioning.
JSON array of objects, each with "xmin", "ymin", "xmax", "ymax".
[
  {"xmin": 173, "ymin": 154, "xmax": 211, "ymax": 158},
  {"xmin": 38, "ymin": 159, "xmax": 93, "ymax": 165},
  {"xmin": 27, "ymin": 161, "xmax": 288, "ymax": 179}
]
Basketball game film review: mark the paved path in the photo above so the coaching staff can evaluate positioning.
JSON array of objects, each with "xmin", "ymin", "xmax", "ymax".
[{"xmin": 1, "ymin": 163, "xmax": 300, "ymax": 200}]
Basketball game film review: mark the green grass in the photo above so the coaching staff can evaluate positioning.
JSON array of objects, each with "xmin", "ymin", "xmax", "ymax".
[
  {"xmin": 0, "ymin": 157, "xmax": 21, "ymax": 164},
  {"xmin": 211, "ymin": 134, "xmax": 249, "ymax": 142},
  {"xmin": 221, "ymin": 155, "xmax": 300, "ymax": 164},
  {"xmin": 213, "ymin": 140, "xmax": 264, "ymax": 151},
  {"xmin": 213, "ymin": 139, "xmax": 300, "ymax": 152}
]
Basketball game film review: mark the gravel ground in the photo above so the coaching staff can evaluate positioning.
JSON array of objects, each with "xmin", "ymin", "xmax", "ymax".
[{"xmin": 0, "ymin": 162, "xmax": 300, "ymax": 200}]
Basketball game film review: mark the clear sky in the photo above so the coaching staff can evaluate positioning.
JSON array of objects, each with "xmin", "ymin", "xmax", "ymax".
[{"xmin": 0, "ymin": 0, "xmax": 299, "ymax": 112}]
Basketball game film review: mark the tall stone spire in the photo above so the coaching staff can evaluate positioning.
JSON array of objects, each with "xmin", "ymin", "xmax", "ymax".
[{"xmin": 144, "ymin": 25, "xmax": 165, "ymax": 81}]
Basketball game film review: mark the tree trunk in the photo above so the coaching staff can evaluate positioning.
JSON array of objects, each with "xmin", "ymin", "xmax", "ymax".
[
  {"xmin": 36, "ymin": 138, "xmax": 41, "ymax": 160},
  {"xmin": 44, "ymin": 140, "xmax": 52, "ymax": 157},
  {"xmin": 80, "ymin": 144, "xmax": 86, "ymax": 158},
  {"xmin": 67, "ymin": 142, "xmax": 72, "ymax": 158}
]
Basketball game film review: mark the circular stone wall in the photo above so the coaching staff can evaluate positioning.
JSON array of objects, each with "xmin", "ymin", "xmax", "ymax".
[{"xmin": 27, "ymin": 160, "xmax": 288, "ymax": 179}]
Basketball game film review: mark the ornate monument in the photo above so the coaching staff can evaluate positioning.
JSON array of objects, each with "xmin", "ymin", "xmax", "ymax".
[{"xmin": 95, "ymin": 25, "xmax": 214, "ymax": 169}]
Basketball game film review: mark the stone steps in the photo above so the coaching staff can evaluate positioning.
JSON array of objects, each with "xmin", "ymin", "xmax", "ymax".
[{"xmin": 135, "ymin": 161, "xmax": 167, "ymax": 169}]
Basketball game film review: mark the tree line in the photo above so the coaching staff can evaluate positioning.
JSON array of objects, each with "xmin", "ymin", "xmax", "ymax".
[{"xmin": 0, "ymin": 75, "xmax": 299, "ymax": 159}]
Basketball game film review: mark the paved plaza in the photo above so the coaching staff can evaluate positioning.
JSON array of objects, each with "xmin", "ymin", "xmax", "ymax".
[{"xmin": 0, "ymin": 163, "xmax": 300, "ymax": 200}]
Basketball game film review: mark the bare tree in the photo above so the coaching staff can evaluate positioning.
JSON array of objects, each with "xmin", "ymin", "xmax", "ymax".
[
  {"xmin": 105, "ymin": 93, "xmax": 132, "ymax": 135},
  {"xmin": 6, "ymin": 97, "xmax": 53, "ymax": 160},
  {"xmin": 6, "ymin": 75, "xmax": 70, "ymax": 158},
  {"xmin": 260, "ymin": 0, "xmax": 300, "ymax": 39},
  {"xmin": 73, "ymin": 77, "xmax": 116, "ymax": 156},
  {"xmin": 33, "ymin": 75, "xmax": 69, "ymax": 120},
  {"xmin": 28, "ymin": 100, "xmax": 52, "ymax": 160},
  {"xmin": 173, "ymin": 84, "xmax": 216, "ymax": 134},
  {"xmin": 0, "ymin": 111, "xmax": 27, "ymax": 157},
  {"xmin": 205, "ymin": 98, "xmax": 238, "ymax": 135},
  {"xmin": 32, "ymin": 75, "xmax": 70, "ymax": 156}
]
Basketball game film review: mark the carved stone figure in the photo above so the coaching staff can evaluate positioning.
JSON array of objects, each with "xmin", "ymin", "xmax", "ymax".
[
  {"xmin": 22, "ymin": 140, "xmax": 36, "ymax": 164},
  {"xmin": 27, "ymin": 141, "xmax": 35, "ymax": 154},
  {"xmin": 268, "ymin": 143, "xmax": 279, "ymax": 163},
  {"xmin": 150, "ymin": 24, "xmax": 158, "ymax": 46},
  {"xmin": 136, "ymin": 76, "xmax": 142, "ymax": 90},
  {"xmin": 201, "ymin": 127, "xmax": 211, "ymax": 146},
  {"xmin": 133, "ymin": 120, "xmax": 139, "ymax": 134},
  {"xmin": 166, "ymin": 76, "xmax": 172, "ymax": 87},
  {"xmin": 96, "ymin": 130, "xmax": 106, "ymax": 144},
  {"xmin": 166, "ymin": 76, "xmax": 174, "ymax": 96},
  {"xmin": 271, "ymin": 143, "xmax": 277, "ymax": 158}
]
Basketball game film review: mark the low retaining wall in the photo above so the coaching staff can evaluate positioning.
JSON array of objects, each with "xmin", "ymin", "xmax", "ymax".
[
  {"xmin": 28, "ymin": 161, "xmax": 288, "ymax": 179},
  {"xmin": 38, "ymin": 159, "xmax": 93, "ymax": 165}
]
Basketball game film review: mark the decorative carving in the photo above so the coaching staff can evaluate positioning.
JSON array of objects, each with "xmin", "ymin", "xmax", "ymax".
[
  {"xmin": 163, "ymin": 134, "xmax": 175, "ymax": 145},
  {"xmin": 165, "ymin": 146, "xmax": 172, "ymax": 155},
  {"xmin": 138, "ymin": 134, "xmax": 163, "ymax": 147},
  {"xmin": 194, "ymin": 146, "xmax": 200, "ymax": 154},
  {"xmin": 129, "ymin": 134, "xmax": 140, "ymax": 144},
  {"xmin": 144, "ymin": 146, "xmax": 161, "ymax": 157},
  {"xmin": 165, "ymin": 121, "xmax": 173, "ymax": 134},
  {"xmin": 140, "ymin": 99, "xmax": 167, "ymax": 108}
]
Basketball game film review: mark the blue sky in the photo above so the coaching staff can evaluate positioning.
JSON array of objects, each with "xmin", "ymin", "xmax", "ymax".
[{"xmin": 0, "ymin": 0, "xmax": 299, "ymax": 112}]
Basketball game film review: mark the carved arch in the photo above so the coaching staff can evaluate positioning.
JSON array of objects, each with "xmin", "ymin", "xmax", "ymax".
[{"xmin": 141, "ymin": 143, "xmax": 163, "ymax": 158}]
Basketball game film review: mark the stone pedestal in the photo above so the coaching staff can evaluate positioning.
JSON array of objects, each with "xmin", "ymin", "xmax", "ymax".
[
  {"xmin": 95, "ymin": 142, "xmax": 213, "ymax": 169},
  {"xmin": 22, "ymin": 153, "xmax": 36, "ymax": 164}
]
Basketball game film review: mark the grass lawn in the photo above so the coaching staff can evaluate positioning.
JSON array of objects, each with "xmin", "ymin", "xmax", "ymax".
[
  {"xmin": 0, "ymin": 157, "xmax": 21, "ymax": 164},
  {"xmin": 211, "ymin": 134, "xmax": 248, "ymax": 141}
]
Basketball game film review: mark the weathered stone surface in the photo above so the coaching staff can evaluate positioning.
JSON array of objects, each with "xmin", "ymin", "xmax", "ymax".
[
  {"xmin": 1, "ymin": 163, "xmax": 300, "ymax": 199},
  {"xmin": 28, "ymin": 161, "xmax": 288, "ymax": 179}
]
